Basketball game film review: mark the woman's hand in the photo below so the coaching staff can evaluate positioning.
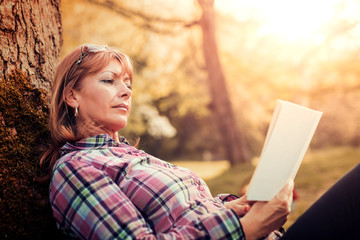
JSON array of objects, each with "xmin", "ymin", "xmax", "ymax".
[
  {"xmin": 224, "ymin": 195, "xmax": 251, "ymax": 217},
  {"xmin": 239, "ymin": 179, "xmax": 294, "ymax": 240}
]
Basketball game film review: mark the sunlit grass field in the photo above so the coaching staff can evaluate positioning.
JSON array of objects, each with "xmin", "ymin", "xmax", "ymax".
[{"xmin": 172, "ymin": 146, "xmax": 360, "ymax": 230}]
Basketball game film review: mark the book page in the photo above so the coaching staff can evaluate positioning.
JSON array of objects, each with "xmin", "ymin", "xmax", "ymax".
[{"xmin": 246, "ymin": 100, "xmax": 322, "ymax": 201}]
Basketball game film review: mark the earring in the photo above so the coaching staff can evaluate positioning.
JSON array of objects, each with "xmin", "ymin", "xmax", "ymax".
[{"xmin": 74, "ymin": 106, "xmax": 78, "ymax": 117}]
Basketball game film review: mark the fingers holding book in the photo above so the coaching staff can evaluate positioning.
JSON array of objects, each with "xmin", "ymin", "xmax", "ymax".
[{"xmin": 239, "ymin": 179, "xmax": 294, "ymax": 240}]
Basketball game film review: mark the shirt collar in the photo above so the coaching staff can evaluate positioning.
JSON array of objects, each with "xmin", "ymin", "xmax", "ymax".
[{"xmin": 60, "ymin": 134, "xmax": 129, "ymax": 156}]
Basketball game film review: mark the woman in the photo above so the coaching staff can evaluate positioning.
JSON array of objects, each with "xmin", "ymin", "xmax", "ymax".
[{"xmin": 41, "ymin": 44, "xmax": 360, "ymax": 239}]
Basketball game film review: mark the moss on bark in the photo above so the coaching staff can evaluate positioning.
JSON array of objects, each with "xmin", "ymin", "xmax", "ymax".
[{"xmin": 0, "ymin": 70, "xmax": 63, "ymax": 239}]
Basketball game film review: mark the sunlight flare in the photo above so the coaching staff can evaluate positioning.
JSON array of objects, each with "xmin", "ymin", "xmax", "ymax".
[{"xmin": 216, "ymin": 0, "xmax": 341, "ymax": 41}]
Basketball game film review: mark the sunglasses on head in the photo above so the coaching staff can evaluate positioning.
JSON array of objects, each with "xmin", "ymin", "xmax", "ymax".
[{"xmin": 75, "ymin": 44, "xmax": 109, "ymax": 65}]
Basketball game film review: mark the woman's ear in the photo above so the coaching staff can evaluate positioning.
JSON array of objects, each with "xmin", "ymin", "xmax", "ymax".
[{"xmin": 65, "ymin": 89, "xmax": 79, "ymax": 108}]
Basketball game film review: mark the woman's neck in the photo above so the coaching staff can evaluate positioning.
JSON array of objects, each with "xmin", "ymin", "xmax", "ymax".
[
  {"xmin": 110, "ymin": 131, "xmax": 120, "ymax": 143},
  {"xmin": 76, "ymin": 121, "xmax": 120, "ymax": 143}
]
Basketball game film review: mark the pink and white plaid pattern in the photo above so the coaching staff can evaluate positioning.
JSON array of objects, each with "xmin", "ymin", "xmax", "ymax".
[{"xmin": 49, "ymin": 134, "xmax": 245, "ymax": 239}]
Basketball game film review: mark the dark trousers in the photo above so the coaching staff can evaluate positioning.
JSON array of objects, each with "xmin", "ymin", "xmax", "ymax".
[{"xmin": 280, "ymin": 163, "xmax": 360, "ymax": 239}]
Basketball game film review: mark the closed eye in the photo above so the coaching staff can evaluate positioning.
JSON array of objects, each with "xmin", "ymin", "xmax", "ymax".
[
  {"xmin": 100, "ymin": 79, "xmax": 114, "ymax": 85},
  {"xmin": 124, "ymin": 78, "xmax": 132, "ymax": 90}
]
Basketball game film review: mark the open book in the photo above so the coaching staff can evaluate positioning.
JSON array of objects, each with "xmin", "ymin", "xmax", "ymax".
[{"xmin": 246, "ymin": 100, "xmax": 322, "ymax": 201}]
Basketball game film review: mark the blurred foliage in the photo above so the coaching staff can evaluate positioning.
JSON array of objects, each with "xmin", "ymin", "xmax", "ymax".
[
  {"xmin": 60, "ymin": 0, "xmax": 360, "ymax": 161},
  {"xmin": 0, "ymin": 70, "xmax": 63, "ymax": 239}
]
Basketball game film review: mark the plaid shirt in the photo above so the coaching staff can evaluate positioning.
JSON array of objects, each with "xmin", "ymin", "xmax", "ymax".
[{"xmin": 50, "ymin": 134, "xmax": 245, "ymax": 239}]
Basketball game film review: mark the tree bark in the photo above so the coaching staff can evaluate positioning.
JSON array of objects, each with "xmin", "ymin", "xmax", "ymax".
[
  {"xmin": 0, "ymin": 0, "xmax": 62, "ymax": 90},
  {"xmin": 197, "ymin": 0, "xmax": 248, "ymax": 164},
  {"xmin": 0, "ymin": 0, "xmax": 62, "ymax": 238}
]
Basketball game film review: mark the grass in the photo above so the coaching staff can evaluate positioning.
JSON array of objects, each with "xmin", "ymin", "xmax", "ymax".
[{"xmin": 172, "ymin": 146, "xmax": 360, "ymax": 230}]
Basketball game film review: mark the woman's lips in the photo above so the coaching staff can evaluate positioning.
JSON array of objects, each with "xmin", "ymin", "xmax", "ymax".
[{"xmin": 112, "ymin": 103, "xmax": 129, "ymax": 111}]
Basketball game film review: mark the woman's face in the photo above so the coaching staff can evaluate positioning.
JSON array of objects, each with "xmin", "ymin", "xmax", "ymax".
[{"xmin": 74, "ymin": 59, "xmax": 132, "ymax": 133}]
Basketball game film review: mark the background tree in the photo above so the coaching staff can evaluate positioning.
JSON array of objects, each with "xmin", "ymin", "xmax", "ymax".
[
  {"xmin": 0, "ymin": 0, "xmax": 63, "ymax": 238},
  {"xmin": 197, "ymin": 0, "xmax": 248, "ymax": 164}
]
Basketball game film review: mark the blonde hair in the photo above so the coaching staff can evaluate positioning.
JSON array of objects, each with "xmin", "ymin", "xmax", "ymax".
[{"xmin": 39, "ymin": 44, "xmax": 133, "ymax": 181}]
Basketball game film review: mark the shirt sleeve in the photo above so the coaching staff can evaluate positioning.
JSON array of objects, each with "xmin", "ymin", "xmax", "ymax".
[
  {"xmin": 49, "ymin": 160, "xmax": 245, "ymax": 240},
  {"xmin": 216, "ymin": 194, "xmax": 240, "ymax": 203}
]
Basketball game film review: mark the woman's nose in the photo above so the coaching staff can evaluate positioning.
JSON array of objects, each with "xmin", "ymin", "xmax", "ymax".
[{"xmin": 118, "ymin": 82, "xmax": 131, "ymax": 98}]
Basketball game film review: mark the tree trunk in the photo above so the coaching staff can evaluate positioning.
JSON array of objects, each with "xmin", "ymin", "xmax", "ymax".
[
  {"xmin": 197, "ymin": 0, "xmax": 248, "ymax": 164},
  {"xmin": 0, "ymin": 0, "xmax": 62, "ymax": 238},
  {"xmin": 0, "ymin": 0, "xmax": 62, "ymax": 90}
]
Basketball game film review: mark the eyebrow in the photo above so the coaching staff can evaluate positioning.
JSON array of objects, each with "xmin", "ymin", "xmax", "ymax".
[{"xmin": 101, "ymin": 71, "xmax": 130, "ymax": 80}]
